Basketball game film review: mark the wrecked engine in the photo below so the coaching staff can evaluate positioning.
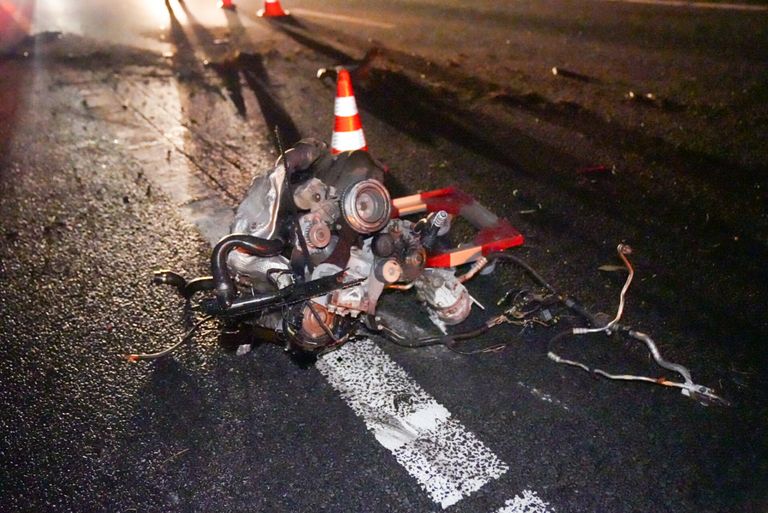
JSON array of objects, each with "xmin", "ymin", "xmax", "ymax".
[
  {"xmin": 153, "ymin": 138, "xmax": 471, "ymax": 353},
  {"xmin": 143, "ymin": 138, "xmax": 727, "ymax": 406}
]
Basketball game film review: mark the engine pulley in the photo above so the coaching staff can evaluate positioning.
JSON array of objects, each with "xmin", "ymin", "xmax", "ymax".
[{"xmin": 340, "ymin": 179, "xmax": 392, "ymax": 234}]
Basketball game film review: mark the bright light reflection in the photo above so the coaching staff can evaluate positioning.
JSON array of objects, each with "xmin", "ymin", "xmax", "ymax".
[{"xmin": 32, "ymin": 0, "xmax": 174, "ymax": 51}]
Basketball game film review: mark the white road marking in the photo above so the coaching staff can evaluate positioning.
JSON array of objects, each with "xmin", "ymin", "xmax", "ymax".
[
  {"xmin": 289, "ymin": 8, "xmax": 396, "ymax": 29},
  {"xmin": 317, "ymin": 339, "xmax": 508, "ymax": 509},
  {"xmin": 495, "ymin": 490, "xmax": 552, "ymax": 513},
  {"xmin": 601, "ymin": 0, "xmax": 768, "ymax": 11}
]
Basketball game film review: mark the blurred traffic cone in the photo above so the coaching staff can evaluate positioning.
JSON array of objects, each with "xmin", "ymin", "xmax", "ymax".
[
  {"xmin": 331, "ymin": 69, "xmax": 367, "ymax": 154},
  {"xmin": 218, "ymin": 0, "xmax": 236, "ymax": 10},
  {"xmin": 257, "ymin": 0, "xmax": 288, "ymax": 17}
]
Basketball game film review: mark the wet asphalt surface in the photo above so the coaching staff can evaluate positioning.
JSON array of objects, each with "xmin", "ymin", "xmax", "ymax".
[{"xmin": 1, "ymin": 1, "xmax": 767, "ymax": 512}]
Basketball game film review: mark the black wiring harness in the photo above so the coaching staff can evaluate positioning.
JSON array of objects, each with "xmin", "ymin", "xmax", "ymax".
[{"xmin": 377, "ymin": 245, "xmax": 729, "ymax": 406}]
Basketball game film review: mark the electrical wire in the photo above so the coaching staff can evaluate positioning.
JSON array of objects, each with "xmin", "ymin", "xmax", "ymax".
[
  {"xmin": 448, "ymin": 247, "xmax": 727, "ymax": 404},
  {"xmin": 486, "ymin": 252, "xmax": 559, "ymax": 295},
  {"xmin": 307, "ymin": 301, "xmax": 340, "ymax": 345},
  {"xmin": 574, "ymin": 244, "xmax": 633, "ymax": 334},
  {"xmin": 505, "ymin": 289, "xmax": 545, "ymax": 318},
  {"xmin": 458, "ymin": 256, "xmax": 488, "ymax": 283},
  {"xmin": 446, "ymin": 341, "xmax": 509, "ymax": 355},
  {"xmin": 547, "ymin": 319, "xmax": 729, "ymax": 405},
  {"xmin": 126, "ymin": 315, "xmax": 214, "ymax": 362}
]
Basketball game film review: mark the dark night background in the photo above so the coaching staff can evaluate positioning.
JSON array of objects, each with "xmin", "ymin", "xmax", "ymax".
[{"xmin": 1, "ymin": 1, "xmax": 767, "ymax": 512}]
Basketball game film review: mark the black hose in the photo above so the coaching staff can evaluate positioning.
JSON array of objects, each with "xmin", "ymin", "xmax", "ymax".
[
  {"xmin": 415, "ymin": 324, "xmax": 490, "ymax": 345},
  {"xmin": 561, "ymin": 296, "xmax": 599, "ymax": 327},
  {"xmin": 486, "ymin": 251, "xmax": 599, "ymax": 327},
  {"xmin": 381, "ymin": 328, "xmax": 445, "ymax": 348},
  {"xmin": 153, "ymin": 272, "xmax": 216, "ymax": 299},
  {"xmin": 211, "ymin": 234, "xmax": 284, "ymax": 309},
  {"xmin": 485, "ymin": 252, "xmax": 558, "ymax": 294},
  {"xmin": 152, "ymin": 270, "xmax": 188, "ymax": 296},
  {"xmin": 380, "ymin": 322, "xmax": 490, "ymax": 348},
  {"xmin": 184, "ymin": 276, "xmax": 215, "ymax": 298}
]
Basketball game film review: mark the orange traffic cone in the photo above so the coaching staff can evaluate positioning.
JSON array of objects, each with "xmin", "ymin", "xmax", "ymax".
[
  {"xmin": 257, "ymin": 0, "xmax": 288, "ymax": 17},
  {"xmin": 331, "ymin": 69, "xmax": 367, "ymax": 155},
  {"xmin": 218, "ymin": 0, "xmax": 235, "ymax": 10}
]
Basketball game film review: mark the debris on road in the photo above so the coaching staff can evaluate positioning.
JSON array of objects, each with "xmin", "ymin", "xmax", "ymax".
[
  {"xmin": 158, "ymin": 448, "xmax": 190, "ymax": 468},
  {"xmin": 316, "ymin": 47, "xmax": 382, "ymax": 84},
  {"xmin": 577, "ymin": 164, "xmax": 614, "ymax": 175},
  {"xmin": 136, "ymin": 140, "xmax": 726, "ymax": 404},
  {"xmin": 551, "ymin": 66, "xmax": 596, "ymax": 83},
  {"xmin": 546, "ymin": 245, "xmax": 729, "ymax": 406},
  {"xmin": 625, "ymin": 90, "xmax": 684, "ymax": 111},
  {"xmin": 597, "ymin": 264, "xmax": 626, "ymax": 272},
  {"xmin": 139, "ymin": 138, "xmax": 479, "ymax": 355}
]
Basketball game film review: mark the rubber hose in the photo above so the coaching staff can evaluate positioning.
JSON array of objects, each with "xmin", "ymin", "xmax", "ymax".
[
  {"xmin": 485, "ymin": 252, "xmax": 558, "ymax": 294},
  {"xmin": 152, "ymin": 270, "xmax": 187, "ymax": 295},
  {"xmin": 211, "ymin": 234, "xmax": 284, "ymax": 309},
  {"xmin": 485, "ymin": 251, "xmax": 600, "ymax": 327},
  {"xmin": 183, "ymin": 276, "xmax": 215, "ymax": 299}
]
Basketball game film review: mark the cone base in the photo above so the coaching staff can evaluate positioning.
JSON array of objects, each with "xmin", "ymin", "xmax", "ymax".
[
  {"xmin": 257, "ymin": 7, "xmax": 289, "ymax": 17},
  {"xmin": 218, "ymin": 0, "xmax": 236, "ymax": 9}
]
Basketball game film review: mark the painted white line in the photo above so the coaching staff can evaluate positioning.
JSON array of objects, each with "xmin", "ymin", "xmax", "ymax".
[
  {"xmin": 495, "ymin": 490, "xmax": 552, "ymax": 513},
  {"xmin": 601, "ymin": 0, "xmax": 768, "ymax": 11},
  {"xmin": 290, "ymin": 7, "xmax": 397, "ymax": 29},
  {"xmin": 317, "ymin": 338, "xmax": 508, "ymax": 509}
]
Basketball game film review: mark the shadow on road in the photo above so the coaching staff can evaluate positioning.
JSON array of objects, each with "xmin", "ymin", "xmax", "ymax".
[
  {"xmin": 236, "ymin": 51, "xmax": 301, "ymax": 148},
  {"xmin": 176, "ymin": 3, "xmax": 301, "ymax": 150}
]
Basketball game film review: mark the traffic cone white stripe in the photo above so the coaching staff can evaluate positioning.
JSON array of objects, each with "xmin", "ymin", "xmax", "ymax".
[
  {"xmin": 334, "ymin": 96, "xmax": 360, "ymax": 117},
  {"xmin": 331, "ymin": 129, "xmax": 367, "ymax": 153}
]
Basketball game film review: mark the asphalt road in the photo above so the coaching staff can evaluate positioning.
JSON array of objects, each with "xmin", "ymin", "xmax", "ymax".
[{"xmin": 1, "ymin": 1, "xmax": 767, "ymax": 512}]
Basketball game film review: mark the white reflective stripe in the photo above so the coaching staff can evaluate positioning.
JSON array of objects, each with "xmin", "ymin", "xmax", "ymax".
[
  {"xmin": 334, "ymin": 96, "xmax": 360, "ymax": 117},
  {"xmin": 495, "ymin": 491, "xmax": 552, "ymax": 513},
  {"xmin": 391, "ymin": 193, "xmax": 424, "ymax": 209},
  {"xmin": 331, "ymin": 129, "xmax": 366, "ymax": 152},
  {"xmin": 317, "ymin": 339, "xmax": 508, "ymax": 509},
  {"xmin": 395, "ymin": 203, "xmax": 427, "ymax": 216},
  {"xmin": 448, "ymin": 246, "xmax": 483, "ymax": 266}
]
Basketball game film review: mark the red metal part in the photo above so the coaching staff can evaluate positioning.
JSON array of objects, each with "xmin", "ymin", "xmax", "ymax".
[{"xmin": 391, "ymin": 187, "xmax": 524, "ymax": 267}]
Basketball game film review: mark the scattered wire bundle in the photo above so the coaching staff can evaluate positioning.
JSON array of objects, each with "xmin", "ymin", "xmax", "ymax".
[
  {"xmin": 380, "ymin": 244, "xmax": 728, "ymax": 406},
  {"xmin": 130, "ymin": 234, "xmax": 728, "ymax": 405},
  {"xmin": 544, "ymin": 245, "xmax": 729, "ymax": 406}
]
